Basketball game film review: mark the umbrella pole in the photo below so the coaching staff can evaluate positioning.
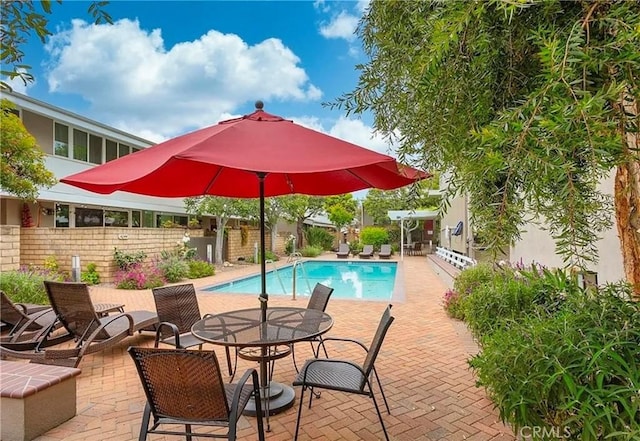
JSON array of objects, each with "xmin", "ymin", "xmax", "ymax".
[{"xmin": 258, "ymin": 172, "xmax": 268, "ymax": 323}]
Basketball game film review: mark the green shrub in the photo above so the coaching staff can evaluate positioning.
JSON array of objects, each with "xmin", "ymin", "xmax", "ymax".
[
  {"xmin": 360, "ymin": 226, "xmax": 389, "ymax": 251},
  {"xmin": 300, "ymin": 245, "xmax": 323, "ymax": 257},
  {"xmin": 114, "ymin": 248, "xmax": 147, "ymax": 270},
  {"xmin": 305, "ymin": 227, "xmax": 334, "ymax": 250},
  {"xmin": 156, "ymin": 256, "xmax": 189, "ymax": 283},
  {"xmin": 462, "ymin": 266, "xmax": 578, "ymax": 341},
  {"xmin": 188, "ymin": 260, "xmax": 215, "ymax": 278},
  {"xmin": 446, "ymin": 263, "xmax": 495, "ymax": 320},
  {"xmin": 80, "ymin": 262, "xmax": 101, "ymax": 285},
  {"xmin": 248, "ymin": 250, "xmax": 280, "ymax": 264},
  {"xmin": 470, "ymin": 282, "xmax": 640, "ymax": 440},
  {"xmin": 349, "ymin": 241, "xmax": 363, "ymax": 255},
  {"xmin": 0, "ymin": 266, "xmax": 66, "ymax": 304}
]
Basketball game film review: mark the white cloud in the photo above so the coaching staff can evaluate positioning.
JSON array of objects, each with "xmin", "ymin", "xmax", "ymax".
[
  {"xmin": 290, "ymin": 114, "xmax": 395, "ymax": 156},
  {"xmin": 327, "ymin": 116, "xmax": 394, "ymax": 155},
  {"xmin": 319, "ymin": 11, "xmax": 359, "ymax": 42},
  {"xmin": 43, "ymin": 19, "xmax": 322, "ymax": 139}
]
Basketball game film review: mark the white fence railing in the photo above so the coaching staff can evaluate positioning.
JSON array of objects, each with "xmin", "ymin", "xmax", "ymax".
[{"xmin": 435, "ymin": 247, "xmax": 476, "ymax": 270}]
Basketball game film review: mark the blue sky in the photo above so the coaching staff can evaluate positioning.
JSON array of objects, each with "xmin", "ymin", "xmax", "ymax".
[{"xmin": 7, "ymin": 0, "xmax": 398, "ymax": 157}]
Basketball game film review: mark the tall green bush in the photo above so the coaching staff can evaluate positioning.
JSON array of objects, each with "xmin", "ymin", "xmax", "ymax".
[
  {"xmin": 470, "ymin": 283, "xmax": 640, "ymax": 440},
  {"xmin": 359, "ymin": 226, "xmax": 389, "ymax": 251},
  {"xmin": 305, "ymin": 227, "xmax": 334, "ymax": 250}
]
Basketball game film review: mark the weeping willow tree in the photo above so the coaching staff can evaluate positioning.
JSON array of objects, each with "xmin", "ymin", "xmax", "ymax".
[{"xmin": 334, "ymin": 0, "xmax": 639, "ymax": 296}]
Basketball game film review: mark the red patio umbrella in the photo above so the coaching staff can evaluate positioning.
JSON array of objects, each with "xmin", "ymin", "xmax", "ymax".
[{"xmin": 62, "ymin": 102, "xmax": 429, "ymax": 320}]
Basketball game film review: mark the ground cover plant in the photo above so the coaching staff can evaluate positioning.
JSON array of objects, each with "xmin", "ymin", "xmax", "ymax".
[
  {"xmin": 452, "ymin": 264, "xmax": 640, "ymax": 439},
  {"xmin": 0, "ymin": 265, "xmax": 67, "ymax": 304}
]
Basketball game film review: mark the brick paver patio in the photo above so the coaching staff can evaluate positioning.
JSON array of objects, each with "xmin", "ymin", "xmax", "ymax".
[{"xmin": 26, "ymin": 254, "xmax": 515, "ymax": 440}]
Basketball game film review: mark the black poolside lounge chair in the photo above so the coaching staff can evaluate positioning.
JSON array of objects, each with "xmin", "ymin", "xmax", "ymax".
[
  {"xmin": 378, "ymin": 244, "xmax": 392, "ymax": 259},
  {"xmin": 359, "ymin": 244, "xmax": 374, "ymax": 259},
  {"xmin": 336, "ymin": 243, "xmax": 350, "ymax": 258}
]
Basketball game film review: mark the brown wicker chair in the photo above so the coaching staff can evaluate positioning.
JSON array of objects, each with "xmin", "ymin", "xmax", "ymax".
[
  {"xmin": 128, "ymin": 346, "xmax": 265, "ymax": 441},
  {"xmin": 293, "ymin": 304, "xmax": 395, "ymax": 441},
  {"xmin": 0, "ymin": 281, "xmax": 158, "ymax": 367},
  {"xmin": 151, "ymin": 283, "xmax": 233, "ymax": 376},
  {"xmin": 1, "ymin": 290, "xmax": 55, "ymax": 334},
  {"xmin": 290, "ymin": 283, "xmax": 334, "ymax": 372}
]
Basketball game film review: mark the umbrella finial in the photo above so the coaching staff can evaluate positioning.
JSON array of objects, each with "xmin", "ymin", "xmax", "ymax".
[{"xmin": 255, "ymin": 100, "xmax": 264, "ymax": 110}]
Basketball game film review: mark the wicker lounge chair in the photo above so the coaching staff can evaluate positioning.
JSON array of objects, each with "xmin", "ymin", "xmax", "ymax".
[
  {"xmin": 336, "ymin": 243, "xmax": 350, "ymax": 258},
  {"xmin": 359, "ymin": 244, "xmax": 374, "ymax": 259},
  {"xmin": 290, "ymin": 283, "xmax": 334, "ymax": 372},
  {"xmin": 128, "ymin": 346, "xmax": 265, "ymax": 441},
  {"xmin": 293, "ymin": 304, "xmax": 395, "ymax": 441},
  {"xmin": 1, "ymin": 290, "xmax": 55, "ymax": 334},
  {"xmin": 152, "ymin": 283, "xmax": 234, "ymax": 376},
  {"xmin": 0, "ymin": 281, "xmax": 158, "ymax": 367},
  {"xmin": 378, "ymin": 244, "xmax": 392, "ymax": 259}
]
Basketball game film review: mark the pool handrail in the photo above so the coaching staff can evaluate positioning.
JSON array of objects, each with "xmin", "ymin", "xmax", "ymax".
[
  {"xmin": 291, "ymin": 260, "xmax": 312, "ymax": 301},
  {"xmin": 265, "ymin": 259, "xmax": 288, "ymax": 295}
]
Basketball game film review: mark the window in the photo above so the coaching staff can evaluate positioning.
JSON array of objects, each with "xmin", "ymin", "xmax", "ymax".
[
  {"xmin": 143, "ymin": 211, "xmax": 155, "ymax": 227},
  {"xmin": 76, "ymin": 207, "xmax": 103, "ymax": 227},
  {"xmin": 104, "ymin": 210, "xmax": 128, "ymax": 227},
  {"xmin": 132, "ymin": 210, "xmax": 141, "ymax": 227},
  {"xmin": 89, "ymin": 134, "xmax": 103, "ymax": 164},
  {"xmin": 106, "ymin": 139, "xmax": 118, "ymax": 162},
  {"xmin": 73, "ymin": 129, "xmax": 88, "ymax": 161},
  {"xmin": 54, "ymin": 123, "xmax": 69, "ymax": 157},
  {"xmin": 55, "ymin": 204, "xmax": 70, "ymax": 227},
  {"xmin": 119, "ymin": 143, "xmax": 130, "ymax": 158}
]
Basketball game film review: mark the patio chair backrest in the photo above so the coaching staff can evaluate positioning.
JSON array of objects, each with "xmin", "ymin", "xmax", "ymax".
[
  {"xmin": 151, "ymin": 283, "xmax": 202, "ymax": 340},
  {"xmin": 380, "ymin": 244, "xmax": 391, "ymax": 254},
  {"xmin": 362, "ymin": 304, "xmax": 394, "ymax": 380},
  {"xmin": 306, "ymin": 283, "xmax": 334, "ymax": 312},
  {"xmin": 128, "ymin": 347, "xmax": 230, "ymax": 421},
  {"xmin": 44, "ymin": 281, "xmax": 108, "ymax": 340},
  {"xmin": 339, "ymin": 243, "xmax": 349, "ymax": 253},
  {"xmin": 0, "ymin": 290, "xmax": 30, "ymax": 328},
  {"xmin": 363, "ymin": 245, "xmax": 373, "ymax": 254}
]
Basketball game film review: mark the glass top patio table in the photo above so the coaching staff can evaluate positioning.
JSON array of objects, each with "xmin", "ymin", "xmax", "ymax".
[{"xmin": 191, "ymin": 307, "xmax": 333, "ymax": 429}]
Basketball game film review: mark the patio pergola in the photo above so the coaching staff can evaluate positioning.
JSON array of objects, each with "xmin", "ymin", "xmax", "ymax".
[{"xmin": 387, "ymin": 210, "xmax": 439, "ymax": 260}]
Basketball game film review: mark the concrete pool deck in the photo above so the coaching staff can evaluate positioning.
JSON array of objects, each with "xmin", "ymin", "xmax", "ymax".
[{"xmin": 28, "ymin": 253, "xmax": 516, "ymax": 440}]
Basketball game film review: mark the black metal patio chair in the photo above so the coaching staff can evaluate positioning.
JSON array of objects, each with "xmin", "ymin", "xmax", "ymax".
[{"xmin": 292, "ymin": 304, "xmax": 395, "ymax": 441}]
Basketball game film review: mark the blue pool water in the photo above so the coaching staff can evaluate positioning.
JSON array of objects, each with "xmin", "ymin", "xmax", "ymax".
[{"xmin": 204, "ymin": 260, "xmax": 399, "ymax": 301}]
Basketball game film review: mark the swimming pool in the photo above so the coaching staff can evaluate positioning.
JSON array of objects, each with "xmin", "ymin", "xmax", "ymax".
[{"xmin": 204, "ymin": 260, "xmax": 401, "ymax": 301}]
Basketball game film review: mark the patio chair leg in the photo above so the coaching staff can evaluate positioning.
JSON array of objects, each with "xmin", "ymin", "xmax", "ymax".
[
  {"xmin": 294, "ymin": 386, "xmax": 306, "ymax": 441},
  {"xmin": 185, "ymin": 423, "xmax": 193, "ymax": 441},
  {"xmin": 369, "ymin": 381, "xmax": 390, "ymax": 441},
  {"xmin": 225, "ymin": 347, "xmax": 233, "ymax": 376},
  {"xmin": 254, "ymin": 385, "xmax": 266, "ymax": 441},
  {"xmin": 373, "ymin": 367, "xmax": 391, "ymax": 414},
  {"xmin": 138, "ymin": 403, "xmax": 151, "ymax": 441}
]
